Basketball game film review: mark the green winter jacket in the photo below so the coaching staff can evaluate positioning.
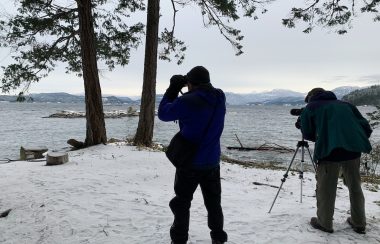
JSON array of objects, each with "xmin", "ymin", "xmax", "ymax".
[{"xmin": 300, "ymin": 91, "xmax": 372, "ymax": 161}]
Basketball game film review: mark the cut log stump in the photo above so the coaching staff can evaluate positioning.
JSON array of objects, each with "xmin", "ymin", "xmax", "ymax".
[
  {"xmin": 46, "ymin": 152, "xmax": 69, "ymax": 166},
  {"xmin": 20, "ymin": 146, "xmax": 48, "ymax": 160}
]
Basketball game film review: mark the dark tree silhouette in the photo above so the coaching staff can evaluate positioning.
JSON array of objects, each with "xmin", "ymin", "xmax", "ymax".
[{"xmin": 0, "ymin": 0, "xmax": 145, "ymax": 146}]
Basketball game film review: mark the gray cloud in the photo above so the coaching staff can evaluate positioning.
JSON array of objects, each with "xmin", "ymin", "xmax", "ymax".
[
  {"xmin": 357, "ymin": 74, "xmax": 380, "ymax": 83},
  {"xmin": 321, "ymin": 74, "xmax": 380, "ymax": 85},
  {"xmin": 321, "ymin": 76, "xmax": 349, "ymax": 83}
]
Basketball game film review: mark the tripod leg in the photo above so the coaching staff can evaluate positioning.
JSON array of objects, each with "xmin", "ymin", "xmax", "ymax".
[
  {"xmin": 300, "ymin": 146, "xmax": 317, "ymax": 203},
  {"xmin": 300, "ymin": 146, "xmax": 304, "ymax": 203},
  {"xmin": 306, "ymin": 147, "xmax": 316, "ymax": 172},
  {"xmin": 299, "ymin": 151, "xmax": 305, "ymax": 203},
  {"xmin": 268, "ymin": 146, "xmax": 300, "ymax": 213}
]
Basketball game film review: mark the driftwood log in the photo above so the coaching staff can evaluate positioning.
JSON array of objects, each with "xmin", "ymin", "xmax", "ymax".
[
  {"xmin": 228, "ymin": 134, "xmax": 294, "ymax": 153},
  {"xmin": 46, "ymin": 152, "xmax": 69, "ymax": 166},
  {"xmin": 20, "ymin": 146, "xmax": 48, "ymax": 160},
  {"xmin": 0, "ymin": 209, "xmax": 11, "ymax": 218},
  {"xmin": 227, "ymin": 143, "xmax": 294, "ymax": 153},
  {"xmin": 67, "ymin": 139, "xmax": 85, "ymax": 149},
  {"xmin": 252, "ymin": 181, "xmax": 280, "ymax": 189}
]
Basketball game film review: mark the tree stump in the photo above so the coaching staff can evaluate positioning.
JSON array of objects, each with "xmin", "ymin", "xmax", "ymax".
[
  {"xmin": 20, "ymin": 146, "xmax": 48, "ymax": 160},
  {"xmin": 46, "ymin": 152, "xmax": 69, "ymax": 166}
]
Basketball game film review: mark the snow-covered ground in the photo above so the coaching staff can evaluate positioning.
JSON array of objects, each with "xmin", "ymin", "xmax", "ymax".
[{"xmin": 0, "ymin": 144, "xmax": 379, "ymax": 244}]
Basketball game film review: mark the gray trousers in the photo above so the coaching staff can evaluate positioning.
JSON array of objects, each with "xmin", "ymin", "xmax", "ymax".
[{"xmin": 316, "ymin": 157, "xmax": 366, "ymax": 230}]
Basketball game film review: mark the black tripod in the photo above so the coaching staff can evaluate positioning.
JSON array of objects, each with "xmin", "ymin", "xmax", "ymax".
[{"xmin": 268, "ymin": 137, "xmax": 316, "ymax": 213}]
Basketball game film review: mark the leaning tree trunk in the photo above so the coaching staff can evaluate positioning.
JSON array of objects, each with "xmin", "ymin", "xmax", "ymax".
[
  {"xmin": 77, "ymin": 0, "xmax": 107, "ymax": 146},
  {"xmin": 134, "ymin": 0, "xmax": 160, "ymax": 147}
]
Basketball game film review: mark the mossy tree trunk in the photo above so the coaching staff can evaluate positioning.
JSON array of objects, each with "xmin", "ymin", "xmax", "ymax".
[{"xmin": 77, "ymin": 0, "xmax": 107, "ymax": 146}]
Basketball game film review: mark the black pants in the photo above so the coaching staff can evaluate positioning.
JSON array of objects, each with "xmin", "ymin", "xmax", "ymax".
[{"xmin": 169, "ymin": 166, "xmax": 228, "ymax": 244}]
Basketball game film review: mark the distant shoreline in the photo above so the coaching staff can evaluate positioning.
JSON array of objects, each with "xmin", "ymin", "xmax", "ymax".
[{"xmin": 2, "ymin": 86, "xmax": 374, "ymax": 106}]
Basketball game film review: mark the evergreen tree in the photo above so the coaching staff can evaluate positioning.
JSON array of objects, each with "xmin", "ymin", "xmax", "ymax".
[
  {"xmin": 342, "ymin": 85, "xmax": 380, "ymax": 106},
  {"xmin": 0, "ymin": 0, "xmax": 145, "ymax": 146},
  {"xmin": 133, "ymin": 0, "xmax": 160, "ymax": 147}
]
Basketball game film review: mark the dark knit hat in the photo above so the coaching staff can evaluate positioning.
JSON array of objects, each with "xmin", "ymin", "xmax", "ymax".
[
  {"xmin": 305, "ymin": 87, "xmax": 325, "ymax": 103},
  {"xmin": 186, "ymin": 66, "xmax": 210, "ymax": 85}
]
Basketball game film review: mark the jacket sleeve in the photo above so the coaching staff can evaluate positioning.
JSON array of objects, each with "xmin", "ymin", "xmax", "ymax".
[
  {"xmin": 300, "ymin": 108, "xmax": 316, "ymax": 142},
  {"xmin": 158, "ymin": 95, "xmax": 183, "ymax": 122},
  {"xmin": 350, "ymin": 105, "xmax": 373, "ymax": 138}
]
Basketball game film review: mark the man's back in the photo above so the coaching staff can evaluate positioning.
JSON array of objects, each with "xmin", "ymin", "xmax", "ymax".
[
  {"xmin": 159, "ymin": 87, "xmax": 226, "ymax": 169},
  {"xmin": 301, "ymin": 90, "xmax": 372, "ymax": 160}
]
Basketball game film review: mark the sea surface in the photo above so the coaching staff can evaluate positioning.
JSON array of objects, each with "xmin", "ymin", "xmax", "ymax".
[{"xmin": 1, "ymin": 102, "xmax": 379, "ymax": 166}]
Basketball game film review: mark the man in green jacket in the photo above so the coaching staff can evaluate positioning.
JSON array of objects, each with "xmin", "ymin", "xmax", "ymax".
[{"xmin": 300, "ymin": 88, "xmax": 372, "ymax": 234}]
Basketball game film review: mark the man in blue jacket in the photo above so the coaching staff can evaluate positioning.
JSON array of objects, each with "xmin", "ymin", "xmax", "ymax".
[
  {"xmin": 158, "ymin": 66, "xmax": 228, "ymax": 244},
  {"xmin": 300, "ymin": 88, "xmax": 372, "ymax": 234}
]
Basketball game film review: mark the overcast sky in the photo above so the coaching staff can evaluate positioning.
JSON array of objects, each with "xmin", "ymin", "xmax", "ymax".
[{"xmin": 0, "ymin": 1, "xmax": 379, "ymax": 97}]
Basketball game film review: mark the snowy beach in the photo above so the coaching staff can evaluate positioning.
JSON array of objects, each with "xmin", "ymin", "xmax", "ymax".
[{"xmin": 0, "ymin": 143, "xmax": 379, "ymax": 244}]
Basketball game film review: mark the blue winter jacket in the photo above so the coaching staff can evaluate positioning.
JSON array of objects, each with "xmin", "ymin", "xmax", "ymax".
[{"xmin": 158, "ymin": 87, "xmax": 226, "ymax": 170}]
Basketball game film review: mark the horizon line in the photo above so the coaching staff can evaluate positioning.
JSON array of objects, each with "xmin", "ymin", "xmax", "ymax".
[{"xmin": 0, "ymin": 85, "xmax": 367, "ymax": 98}]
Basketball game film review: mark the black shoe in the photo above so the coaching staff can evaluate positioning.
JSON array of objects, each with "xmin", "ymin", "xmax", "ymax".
[
  {"xmin": 310, "ymin": 217, "xmax": 334, "ymax": 233},
  {"xmin": 347, "ymin": 217, "xmax": 366, "ymax": 234},
  {"xmin": 212, "ymin": 240, "xmax": 224, "ymax": 244}
]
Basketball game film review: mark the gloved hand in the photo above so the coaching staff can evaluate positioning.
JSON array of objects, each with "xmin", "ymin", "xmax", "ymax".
[{"xmin": 164, "ymin": 75, "xmax": 187, "ymax": 100}]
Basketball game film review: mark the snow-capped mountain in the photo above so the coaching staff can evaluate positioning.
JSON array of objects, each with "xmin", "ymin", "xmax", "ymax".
[
  {"xmin": 224, "ymin": 93, "xmax": 250, "ymax": 105},
  {"xmin": 225, "ymin": 89, "xmax": 305, "ymax": 105},
  {"xmin": 332, "ymin": 86, "xmax": 361, "ymax": 99},
  {"xmin": 224, "ymin": 87, "xmax": 362, "ymax": 105}
]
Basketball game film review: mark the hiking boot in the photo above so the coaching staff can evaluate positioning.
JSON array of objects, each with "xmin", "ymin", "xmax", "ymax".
[
  {"xmin": 310, "ymin": 217, "xmax": 334, "ymax": 233},
  {"xmin": 347, "ymin": 217, "xmax": 366, "ymax": 234},
  {"xmin": 212, "ymin": 240, "xmax": 224, "ymax": 244}
]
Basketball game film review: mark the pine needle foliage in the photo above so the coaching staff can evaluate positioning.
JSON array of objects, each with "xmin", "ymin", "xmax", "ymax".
[
  {"xmin": 282, "ymin": 0, "xmax": 380, "ymax": 34},
  {"xmin": 0, "ymin": 0, "xmax": 145, "ymax": 93}
]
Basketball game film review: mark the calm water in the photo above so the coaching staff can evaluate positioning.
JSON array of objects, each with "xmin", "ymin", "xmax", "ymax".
[{"xmin": 1, "ymin": 102, "xmax": 378, "ymax": 166}]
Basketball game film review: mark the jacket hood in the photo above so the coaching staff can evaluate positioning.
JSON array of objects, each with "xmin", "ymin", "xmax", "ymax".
[
  {"xmin": 309, "ymin": 91, "xmax": 337, "ymax": 102},
  {"xmin": 193, "ymin": 86, "xmax": 224, "ymax": 106},
  {"xmin": 183, "ymin": 83, "xmax": 223, "ymax": 106}
]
